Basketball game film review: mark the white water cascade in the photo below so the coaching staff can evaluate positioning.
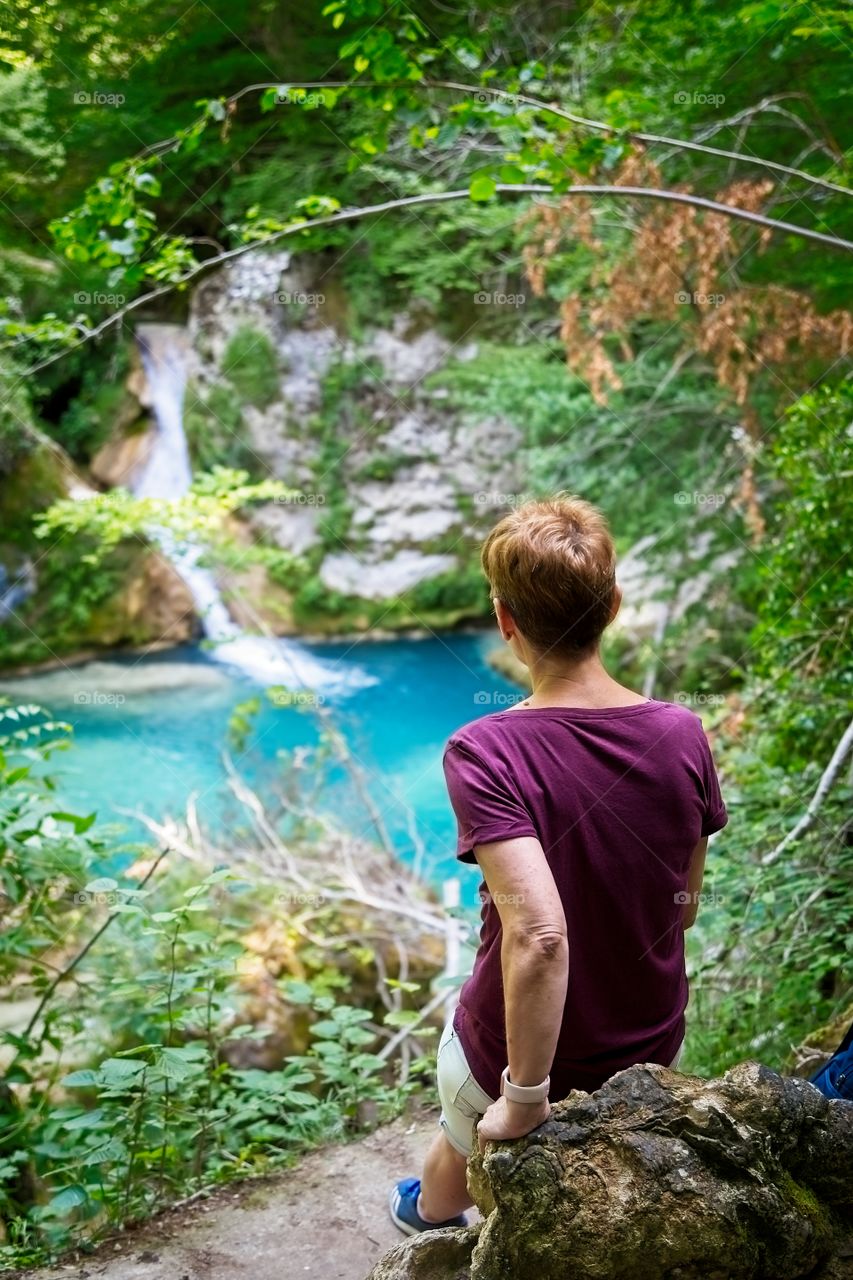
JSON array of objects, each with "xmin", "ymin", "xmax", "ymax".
[{"xmin": 133, "ymin": 323, "xmax": 371, "ymax": 694}]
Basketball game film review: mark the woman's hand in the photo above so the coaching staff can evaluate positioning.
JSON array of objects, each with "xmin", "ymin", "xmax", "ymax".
[{"xmin": 477, "ymin": 1096, "xmax": 551, "ymax": 1153}]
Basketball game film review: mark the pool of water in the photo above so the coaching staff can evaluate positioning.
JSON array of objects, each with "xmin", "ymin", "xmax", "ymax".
[{"xmin": 0, "ymin": 632, "xmax": 522, "ymax": 897}]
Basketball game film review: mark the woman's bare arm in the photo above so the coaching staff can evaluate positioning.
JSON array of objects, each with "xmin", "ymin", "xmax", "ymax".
[{"xmin": 473, "ymin": 835, "xmax": 569, "ymax": 1144}]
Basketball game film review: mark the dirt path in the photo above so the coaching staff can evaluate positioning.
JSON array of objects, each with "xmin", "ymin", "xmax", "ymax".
[{"xmin": 15, "ymin": 1107, "xmax": 455, "ymax": 1280}]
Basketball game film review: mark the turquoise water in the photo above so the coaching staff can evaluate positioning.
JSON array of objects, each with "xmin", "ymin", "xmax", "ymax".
[{"xmin": 1, "ymin": 633, "xmax": 521, "ymax": 897}]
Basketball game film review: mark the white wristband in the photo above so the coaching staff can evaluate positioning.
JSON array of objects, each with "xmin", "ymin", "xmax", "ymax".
[{"xmin": 500, "ymin": 1065, "xmax": 550, "ymax": 1104}]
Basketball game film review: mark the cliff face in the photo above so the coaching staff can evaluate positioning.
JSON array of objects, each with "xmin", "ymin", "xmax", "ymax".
[
  {"xmin": 183, "ymin": 250, "xmax": 524, "ymax": 625},
  {"xmin": 368, "ymin": 1062, "xmax": 853, "ymax": 1280}
]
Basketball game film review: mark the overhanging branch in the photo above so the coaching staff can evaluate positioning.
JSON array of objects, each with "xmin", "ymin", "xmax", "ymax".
[{"xmin": 12, "ymin": 182, "xmax": 853, "ymax": 382}]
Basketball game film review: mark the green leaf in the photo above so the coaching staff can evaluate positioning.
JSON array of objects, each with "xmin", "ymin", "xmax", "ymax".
[
  {"xmin": 48, "ymin": 1185, "xmax": 89, "ymax": 1214},
  {"xmin": 384, "ymin": 1008, "xmax": 420, "ymax": 1027},
  {"xmin": 61, "ymin": 1069, "xmax": 101, "ymax": 1088},
  {"xmin": 84, "ymin": 876, "xmax": 117, "ymax": 893},
  {"xmin": 469, "ymin": 171, "xmax": 496, "ymax": 202}
]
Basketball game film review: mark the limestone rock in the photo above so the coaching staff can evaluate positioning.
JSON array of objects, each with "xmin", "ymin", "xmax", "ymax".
[
  {"xmin": 350, "ymin": 463, "xmax": 461, "ymax": 546},
  {"xmin": 90, "ymin": 420, "xmax": 154, "ymax": 489},
  {"xmin": 320, "ymin": 550, "xmax": 456, "ymax": 600},
  {"xmin": 106, "ymin": 549, "xmax": 198, "ymax": 646},
  {"xmin": 366, "ymin": 1062, "xmax": 853, "ymax": 1280}
]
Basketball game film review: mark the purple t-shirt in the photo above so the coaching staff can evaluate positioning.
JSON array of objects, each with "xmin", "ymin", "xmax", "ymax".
[{"xmin": 443, "ymin": 699, "xmax": 727, "ymax": 1100}]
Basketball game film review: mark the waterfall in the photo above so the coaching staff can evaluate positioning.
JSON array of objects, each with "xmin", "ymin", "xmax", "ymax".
[{"xmin": 133, "ymin": 323, "xmax": 370, "ymax": 693}]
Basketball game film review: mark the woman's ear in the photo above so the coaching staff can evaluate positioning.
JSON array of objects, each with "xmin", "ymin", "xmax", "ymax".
[{"xmin": 493, "ymin": 597, "xmax": 515, "ymax": 643}]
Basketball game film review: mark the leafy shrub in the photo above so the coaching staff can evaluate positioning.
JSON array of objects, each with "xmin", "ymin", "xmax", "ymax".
[
  {"xmin": 184, "ymin": 379, "xmax": 262, "ymax": 475},
  {"xmin": 221, "ymin": 326, "xmax": 280, "ymax": 408},
  {"xmin": 0, "ymin": 704, "xmax": 428, "ymax": 1267}
]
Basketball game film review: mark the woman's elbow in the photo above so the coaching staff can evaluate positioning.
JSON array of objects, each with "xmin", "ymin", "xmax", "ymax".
[{"xmin": 507, "ymin": 922, "xmax": 569, "ymax": 963}]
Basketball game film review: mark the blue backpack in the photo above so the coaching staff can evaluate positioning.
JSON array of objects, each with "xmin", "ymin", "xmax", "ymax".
[{"xmin": 810, "ymin": 1019, "xmax": 853, "ymax": 1101}]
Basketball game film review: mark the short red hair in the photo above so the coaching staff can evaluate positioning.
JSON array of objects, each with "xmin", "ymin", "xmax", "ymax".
[{"xmin": 481, "ymin": 495, "xmax": 617, "ymax": 655}]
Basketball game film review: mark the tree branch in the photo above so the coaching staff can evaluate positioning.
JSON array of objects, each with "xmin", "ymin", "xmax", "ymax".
[
  {"xmin": 762, "ymin": 716, "xmax": 853, "ymax": 866},
  {"xmin": 11, "ymin": 182, "xmax": 853, "ymax": 384},
  {"xmin": 210, "ymin": 80, "xmax": 852, "ymax": 198}
]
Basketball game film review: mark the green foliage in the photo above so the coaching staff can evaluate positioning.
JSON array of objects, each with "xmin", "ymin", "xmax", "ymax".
[
  {"xmin": 55, "ymin": 345, "xmax": 134, "ymax": 460},
  {"xmin": 429, "ymin": 339, "xmax": 734, "ymax": 550},
  {"xmin": 354, "ymin": 453, "xmax": 409, "ymax": 482},
  {"xmin": 184, "ymin": 380, "xmax": 260, "ymax": 474},
  {"xmin": 744, "ymin": 377, "xmax": 853, "ymax": 766},
  {"xmin": 33, "ymin": 467, "xmax": 289, "ymax": 558},
  {"xmin": 0, "ymin": 712, "xmax": 421, "ymax": 1266},
  {"xmin": 406, "ymin": 563, "xmax": 489, "ymax": 615},
  {"xmin": 220, "ymin": 326, "xmax": 281, "ymax": 409},
  {"xmin": 683, "ymin": 378, "xmax": 853, "ymax": 1076},
  {"xmin": 0, "ymin": 469, "xmax": 293, "ymax": 668},
  {"xmin": 0, "ymin": 359, "xmax": 38, "ymax": 475}
]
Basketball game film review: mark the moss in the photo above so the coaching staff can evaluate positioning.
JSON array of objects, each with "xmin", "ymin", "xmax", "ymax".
[
  {"xmin": 777, "ymin": 1170, "xmax": 834, "ymax": 1252},
  {"xmin": 291, "ymin": 565, "xmax": 491, "ymax": 635},
  {"xmin": 184, "ymin": 379, "xmax": 261, "ymax": 475},
  {"xmin": 0, "ymin": 443, "xmax": 67, "ymax": 549},
  {"xmin": 221, "ymin": 326, "xmax": 280, "ymax": 408},
  {"xmin": 353, "ymin": 454, "xmax": 410, "ymax": 483}
]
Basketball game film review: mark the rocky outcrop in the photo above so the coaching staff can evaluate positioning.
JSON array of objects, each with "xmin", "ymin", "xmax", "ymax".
[
  {"xmin": 100, "ymin": 547, "xmax": 197, "ymax": 647},
  {"xmin": 367, "ymin": 1062, "xmax": 853, "ymax": 1280},
  {"xmin": 0, "ymin": 428, "xmax": 198, "ymax": 670},
  {"xmin": 188, "ymin": 251, "xmax": 523, "ymax": 615}
]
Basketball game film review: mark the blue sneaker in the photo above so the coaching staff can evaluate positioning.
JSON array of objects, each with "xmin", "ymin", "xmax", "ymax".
[{"xmin": 388, "ymin": 1178, "xmax": 468, "ymax": 1236}]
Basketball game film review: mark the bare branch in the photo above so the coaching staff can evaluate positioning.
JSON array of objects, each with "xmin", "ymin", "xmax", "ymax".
[
  {"xmin": 208, "ymin": 80, "xmax": 851, "ymax": 197},
  {"xmin": 762, "ymin": 716, "xmax": 853, "ymax": 866},
  {"xmin": 11, "ymin": 181, "xmax": 853, "ymax": 385}
]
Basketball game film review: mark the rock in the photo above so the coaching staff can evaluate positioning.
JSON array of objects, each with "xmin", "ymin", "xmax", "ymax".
[
  {"xmin": 180, "ymin": 251, "xmax": 527, "ymax": 627},
  {"xmin": 367, "ymin": 1227, "xmax": 481, "ymax": 1280},
  {"xmin": 248, "ymin": 501, "xmax": 323, "ymax": 555},
  {"xmin": 320, "ymin": 550, "xmax": 457, "ymax": 600},
  {"xmin": 364, "ymin": 318, "xmax": 459, "ymax": 386},
  {"xmin": 90, "ymin": 419, "xmax": 155, "ymax": 489},
  {"xmin": 366, "ymin": 1062, "xmax": 853, "ymax": 1280},
  {"xmin": 218, "ymin": 562, "xmax": 297, "ymax": 635},
  {"xmin": 350, "ymin": 463, "xmax": 461, "ymax": 546},
  {"xmin": 89, "ymin": 548, "xmax": 198, "ymax": 647}
]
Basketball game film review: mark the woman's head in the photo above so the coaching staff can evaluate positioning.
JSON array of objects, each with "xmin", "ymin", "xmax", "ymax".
[{"xmin": 481, "ymin": 494, "xmax": 618, "ymax": 660}]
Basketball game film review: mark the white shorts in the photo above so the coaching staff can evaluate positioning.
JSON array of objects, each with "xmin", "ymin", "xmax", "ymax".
[
  {"xmin": 436, "ymin": 1017, "xmax": 685, "ymax": 1158},
  {"xmin": 436, "ymin": 1019, "xmax": 495, "ymax": 1157}
]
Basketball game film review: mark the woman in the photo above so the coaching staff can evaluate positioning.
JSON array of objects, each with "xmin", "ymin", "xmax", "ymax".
[{"xmin": 390, "ymin": 494, "xmax": 727, "ymax": 1234}]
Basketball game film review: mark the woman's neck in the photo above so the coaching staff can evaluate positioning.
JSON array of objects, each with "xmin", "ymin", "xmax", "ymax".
[{"xmin": 519, "ymin": 649, "xmax": 647, "ymax": 709}]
